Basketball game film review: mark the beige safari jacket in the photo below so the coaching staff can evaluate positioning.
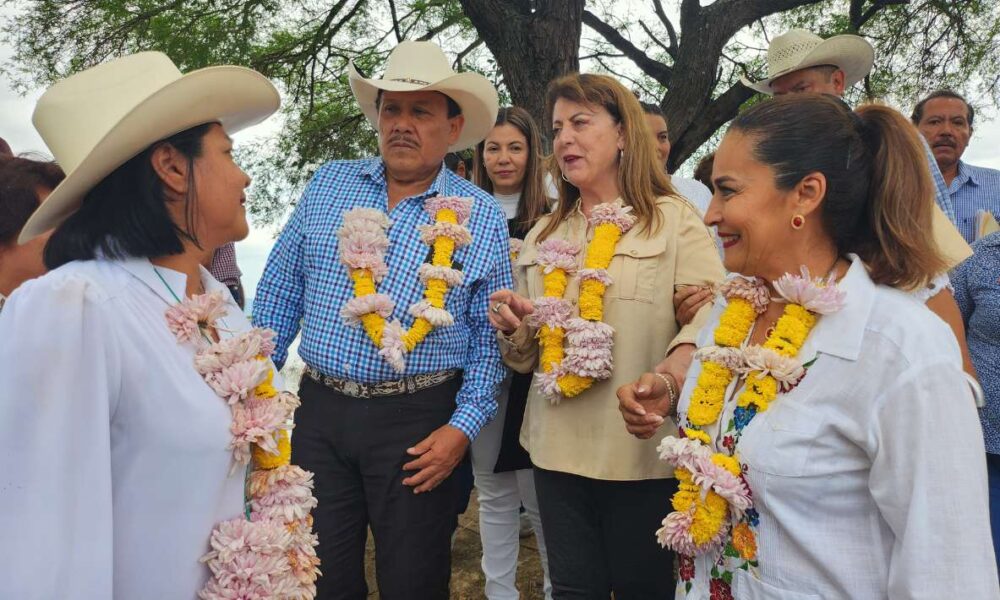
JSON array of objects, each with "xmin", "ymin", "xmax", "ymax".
[{"xmin": 500, "ymin": 195, "xmax": 725, "ymax": 481}]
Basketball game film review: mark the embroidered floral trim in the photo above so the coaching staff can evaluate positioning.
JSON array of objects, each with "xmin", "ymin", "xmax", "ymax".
[
  {"xmin": 166, "ymin": 294, "xmax": 321, "ymax": 598},
  {"xmin": 528, "ymin": 202, "xmax": 635, "ymax": 403},
  {"xmin": 338, "ymin": 197, "xmax": 474, "ymax": 372},
  {"xmin": 658, "ymin": 269, "xmax": 846, "ymax": 596}
]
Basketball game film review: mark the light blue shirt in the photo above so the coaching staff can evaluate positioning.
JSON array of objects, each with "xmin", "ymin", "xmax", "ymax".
[
  {"xmin": 253, "ymin": 158, "xmax": 513, "ymax": 440},
  {"xmin": 947, "ymin": 160, "xmax": 1000, "ymax": 243}
]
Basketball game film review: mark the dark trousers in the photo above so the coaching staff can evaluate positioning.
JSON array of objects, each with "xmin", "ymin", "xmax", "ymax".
[
  {"xmin": 988, "ymin": 453, "xmax": 1000, "ymax": 575},
  {"xmin": 533, "ymin": 467, "xmax": 678, "ymax": 599},
  {"xmin": 293, "ymin": 375, "xmax": 462, "ymax": 600}
]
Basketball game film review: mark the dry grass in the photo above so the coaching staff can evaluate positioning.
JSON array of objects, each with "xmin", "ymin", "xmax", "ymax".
[{"xmin": 362, "ymin": 491, "xmax": 547, "ymax": 599}]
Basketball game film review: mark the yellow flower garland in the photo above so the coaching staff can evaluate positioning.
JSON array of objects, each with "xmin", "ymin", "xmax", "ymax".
[
  {"xmin": 538, "ymin": 218, "xmax": 628, "ymax": 398},
  {"xmin": 686, "ymin": 297, "xmax": 755, "ymax": 427},
  {"xmin": 250, "ymin": 362, "xmax": 293, "ymax": 470}
]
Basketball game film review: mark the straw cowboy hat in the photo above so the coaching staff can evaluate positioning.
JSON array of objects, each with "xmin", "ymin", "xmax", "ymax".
[
  {"xmin": 348, "ymin": 40, "xmax": 499, "ymax": 152},
  {"xmin": 19, "ymin": 52, "xmax": 279, "ymax": 242},
  {"xmin": 742, "ymin": 29, "xmax": 875, "ymax": 95}
]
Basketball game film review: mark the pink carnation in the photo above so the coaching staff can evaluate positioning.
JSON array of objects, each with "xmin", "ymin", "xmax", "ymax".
[
  {"xmin": 198, "ymin": 518, "xmax": 299, "ymax": 599},
  {"xmin": 338, "ymin": 229, "xmax": 390, "ymax": 281},
  {"xmin": 694, "ymin": 345, "xmax": 744, "ymax": 371},
  {"xmin": 207, "ymin": 360, "xmax": 271, "ymax": 405},
  {"xmin": 560, "ymin": 319, "xmax": 615, "ymax": 379},
  {"xmin": 341, "ymin": 293, "xmax": 395, "ymax": 323},
  {"xmin": 525, "ymin": 296, "xmax": 573, "ymax": 329},
  {"xmin": 509, "ymin": 238, "xmax": 524, "ymax": 257},
  {"xmin": 408, "ymin": 300, "xmax": 455, "ymax": 327},
  {"xmin": 417, "ymin": 263, "xmax": 464, "ymax": 286},
  {"xmin": 425, "ymin": 196, "xmax": 473, "ymax": 224},
  {"xmin": 588, "ymin": 201, "xmax": 637, "ymax": 233},
  {"xmin": 656, "ymin": 510, "xmax": 699, "ymax": 555},
  {"xmin": 379, "ymin": 320, "xmax": 408, "ymax": 373},
  {"xmin": 535, "ymin": 239, "xmax": 580, "ymax": 273},
  {"xmin": 341, "ymin": 207, "xmax": 391, "ymax": 230},
  {"xmin": 772, "ymin": 266, "xmax": 847, "ymax": 314},
  {"xmin": 230, "ymin": 398, "xmax": 290, "ymax": 467},
  {"xmin": 419, "ymin": 221, "xmax": 473, "ymax": 247},
  {"xmin": 195, "ymin": 329, "xmax": 277, "ymax": 375},
  {"xmin": 578, "ymin": 268, "xmax": 613, "ymax": 286},
  {"xmin": 534, "ymin": 369, "xmax": 563, "ymax": 404},
  {"xmin": 164, "ymin": 290, "xmax": 228, "ymax": 345},
  {"xmin": 249, "ymin": 465, "xmax": 319, "ymax": 523},
  {"xmin": 740, "ymin": 345, "xmax": 806, "ymax": 391},
  {"xmin": 718, "ymin": 276, "xmax": 770, "ymax": 314}
]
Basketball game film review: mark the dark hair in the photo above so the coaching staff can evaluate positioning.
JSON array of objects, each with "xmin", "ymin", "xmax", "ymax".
[
  {"xmin": 444, "ymin": 152, "xmax": 462, "ymax": 172},
  {"xmin": 693, "ymin": 152, "xmax": 715, "ymax": 192},
  {"xmin": 0, "ymin": 156, "xmax": 65, "ymax": 245},
  {"xmin": 473, "ymin": 106, "xmax": 549, "ymax": 235},
  {"xmin": 639, "ymin": 101, "xmax": 666, "ymax": 121},
  {"xmin": 911, "ymin": 89, "xmax": 975, "ymax": 126},
  {"xmin": 44, "ymin": 123, "xmax": 214, "ymax": 270},
  {"xmin": 731, "ymin": 94, "xmax": 945, "ymax": 291},
  {"xmin": 375, "ymin": 89, "xmax": 462, "ymax": 118},
  {"xmin": 0, "ymin": 137, "xmax": 12, "ymax": 157}
]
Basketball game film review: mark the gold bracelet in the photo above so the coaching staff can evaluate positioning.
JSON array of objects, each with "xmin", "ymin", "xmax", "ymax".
[{"xmin": 654, "ymin": 372, "xmax": 679, "ymax": 418}]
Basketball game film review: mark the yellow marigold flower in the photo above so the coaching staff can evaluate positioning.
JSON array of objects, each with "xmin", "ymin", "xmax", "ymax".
[
  {"xmin": 578, "ymin": 279, "xmax": 606, "ymax": 321},
  {"xmin": 253, "ymin": 429, "xmax": 291, "ymax": 470},
  {"xmin": 433, "ymin": 236, "xmax": 456, "ymax": 266},
  {"xmin": 715, "ymin": 298, "xmax": 756, "ymax": 347},
  {"xmin": 425, "ymin": 278, "xmax": 448, "ymax": 307},
  {"xmin": 538, "ymin": 326, "xmax": 565, "ymax": 372},
  {"xmin": 737, "ymin": 371, "xmax": 778, "ymax": 410},
  {"xmin": 403, "ymin": 317, "xmax": 433, "ymax": 351},
  {"xmin": 255, "ymin": 381, "xmax": 278, "ymax": 400},
  {"xmin": 711, "ymin": 453, "xmax": 742, "ymax": 476},
  {"xmin": 684, "ymin": 429, "xmax": 712, "ymax": 445},
  {"xmin": 691, "ymin": 490, "xmax": 729, "ymax": 545},
  {"xmin": 351, "ymin": 269, "xmax": 376, "ymax": 296},
  {"xmin": 360, "ymin": 313, "xmax": 385, "ymax": 346},
  {"xmin": 558, "ymin": 373, "xmax": 594, "ymax": 398},
  {"xmin": 583, "ymin": 223, "xmax": 621, "ymax": 269},
  {"xmin": 543, "ymin": 269, "xmax": 569, "ymax": 297},
  {"xmin": 688, "ymin": 362, "xmax": 731, "ymax": 426},
  {"xmin": 437, "ymin": 208, "xmax": 458, "ymax": 224},
  {"xmin": 732, "ymin": 522, "xmax": 758, "ymax": 560}
]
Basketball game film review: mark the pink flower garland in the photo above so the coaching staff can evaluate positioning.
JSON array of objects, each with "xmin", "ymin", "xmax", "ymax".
[{"xmin": 165, "ymin": 293, "xmax": 320, "ymax": 598}]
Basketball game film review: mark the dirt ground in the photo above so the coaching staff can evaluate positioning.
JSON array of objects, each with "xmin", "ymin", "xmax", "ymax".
[{"xmin": 362, "ymin": 490, "xmax": 547, "ymax": 599}]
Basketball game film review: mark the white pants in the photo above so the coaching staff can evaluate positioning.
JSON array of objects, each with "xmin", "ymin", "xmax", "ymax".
[{"xmin": 471, "ymin": 379, "xmax": 552, "ymax": 600}]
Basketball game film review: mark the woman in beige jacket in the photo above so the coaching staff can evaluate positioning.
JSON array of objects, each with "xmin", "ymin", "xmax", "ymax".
[{"xmin": 488, "ymin": 73, "xmax": 724, "ymax": 599}]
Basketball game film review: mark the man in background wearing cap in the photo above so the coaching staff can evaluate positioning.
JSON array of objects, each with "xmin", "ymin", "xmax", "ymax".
[{"xmin": 254, "ymin": 40, "xmax": 509, "ymax": 599}]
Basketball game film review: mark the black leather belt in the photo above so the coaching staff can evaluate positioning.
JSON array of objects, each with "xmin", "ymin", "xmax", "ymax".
[{"xmin": 304, "ymin": 366, "xmax": 460, "ymax": 399}]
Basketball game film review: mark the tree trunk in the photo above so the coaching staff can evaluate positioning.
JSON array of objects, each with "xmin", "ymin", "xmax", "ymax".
[{"xmin": 459, "ymin": 0, "xmax": 585, "ymax": 139}]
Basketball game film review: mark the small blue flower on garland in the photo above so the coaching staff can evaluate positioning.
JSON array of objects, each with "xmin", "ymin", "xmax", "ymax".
[{"xmin": 744, "ymin": 507, "xmax": 760, "ymax": 527}]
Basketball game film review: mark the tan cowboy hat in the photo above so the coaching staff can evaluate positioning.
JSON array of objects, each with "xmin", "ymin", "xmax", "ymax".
[
  {"xmin": 19, "ymin": 52, "xmax": 280, "ymax": 242},
  {"xmin": 742, "ymin": 29, "xmax": 875, "ymax": 96},
  {"xmin": 348, "ymin": 40, "xmax": 499, "ymax": 152}
]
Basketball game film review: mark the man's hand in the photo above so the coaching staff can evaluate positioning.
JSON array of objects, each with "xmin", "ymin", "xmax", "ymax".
[
  {"xmin": 617, "ymin": 372, "xmax": 673, "ymax": 440},
  {"xmin": 402, "ymin": 424, "xmax": 470, "ymax": 494},
  {"xmin": 674, "ymin": 285, "xmax": 713, "ymax": 326}
]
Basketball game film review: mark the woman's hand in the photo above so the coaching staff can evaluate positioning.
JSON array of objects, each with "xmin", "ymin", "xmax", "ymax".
[
  {"xmin": 674, "ymin": 285, "xmax": 713, "ymax": 326},
  {"xmin": 617, "ymin": 372, "xmax": 675, "ymax": 439},
  {"xmin": 488, "ymin": 289, "xmax": 534, "ymax": 334}
]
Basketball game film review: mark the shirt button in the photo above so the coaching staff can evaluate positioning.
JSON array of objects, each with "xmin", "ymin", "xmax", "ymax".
[{"xmin": 629, "ymin": 249, "xmax": 638, "ymax": 256}]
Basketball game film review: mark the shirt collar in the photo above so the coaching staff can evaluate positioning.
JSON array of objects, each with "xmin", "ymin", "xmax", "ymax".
[
  {"xmin": 957, "ymin": 160, "xmax": 980, "ymax": 187},
  {"xmin": 362, "ymin": 158, "xmax": 452, "ymax": 200},
  {"xmin": 797, "ymin": 254, "xmax": 876, "ymax": 363},
  {"xmin": 115, "ymin": 257, "xmax": 225, "ymax": 306}
]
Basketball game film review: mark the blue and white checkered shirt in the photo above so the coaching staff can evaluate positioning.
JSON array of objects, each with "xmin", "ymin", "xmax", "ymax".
[
  {"xmin": 946, "ymin": 160, "xmax": 1000, "ymax": 243},
  {"xmin": 923, "ymin": 138, "xmax": 958, "ymax": 225},
  {"xmin": 253, "ymin": 158, "xmax": 513, "ymax": 440}
]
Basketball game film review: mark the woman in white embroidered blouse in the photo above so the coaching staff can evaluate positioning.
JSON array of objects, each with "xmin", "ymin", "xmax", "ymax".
[
  {"xmin": 0, "ymin": 53, "xmax": 295, "ymax": 598},
  {"xmin": 618, "ymin": 95, "xmax": 999, "ymax": 599}
]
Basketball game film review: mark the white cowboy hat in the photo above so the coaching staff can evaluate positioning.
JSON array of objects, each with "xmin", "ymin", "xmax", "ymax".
[
  {"xmin": 348, "ymin": 40, "xmax": 499, "ymax": 152},
  {"xmin": 19, "ymin": 52, "xmax": 280, "ymax": 242},
  {"xmin": 741, "ymin": 29, "xmax": 875, "ymax": 95}
]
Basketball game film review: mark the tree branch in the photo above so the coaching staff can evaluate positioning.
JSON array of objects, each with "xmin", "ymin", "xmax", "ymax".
[
  {"xmin": 651, "ymin": 0, "xmax": 678, "ymax": 58},
  {"xmin": 582, "ymin": 10, "xmax": 672, "ymax": 86},
  {"xmin": 417, "ymin": 12, "xmax": 464, "ymax": 41},
  {"xmin": 453, "ymin": 38, "xmax": 483, "ymax": 70},
  {"xmin": 387, "ymin": 0, "xmax": 402, "ymax": 42},
  {"xmin": 639, "ymin": 20, "xmax": 675, "ymax": 60},
  {"xmin": 853, "ymin": 0, "xmax": 910, "ymax": 31}
]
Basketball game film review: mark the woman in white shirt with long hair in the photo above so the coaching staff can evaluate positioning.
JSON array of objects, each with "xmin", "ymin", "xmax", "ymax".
[
  {"xmin": 0, "ymin": 53, "xmax": 320, "ymax": 598},
  {"xmin": 471, "ymin": 105, "xmax": 552, "ymax": 600},
  {"xmin": 619, "ymin": 94, "xmax": 999, "ymax": 599}
]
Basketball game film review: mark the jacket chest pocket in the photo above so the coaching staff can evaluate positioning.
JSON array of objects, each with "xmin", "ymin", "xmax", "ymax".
[{"xmin": 607, "ymin": 234, "xmax": 665, "ymax": 303}]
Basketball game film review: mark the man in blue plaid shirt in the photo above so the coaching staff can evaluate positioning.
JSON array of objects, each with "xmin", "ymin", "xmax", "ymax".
[{"xmin": 254, "ymin": 41, "xmax": 508, "ymax": 599}]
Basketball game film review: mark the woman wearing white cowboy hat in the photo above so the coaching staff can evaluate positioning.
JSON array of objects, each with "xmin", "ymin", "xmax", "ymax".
[{"xmin": 0, "ymin": 53, "xmax": 320, "ymax": 598}]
